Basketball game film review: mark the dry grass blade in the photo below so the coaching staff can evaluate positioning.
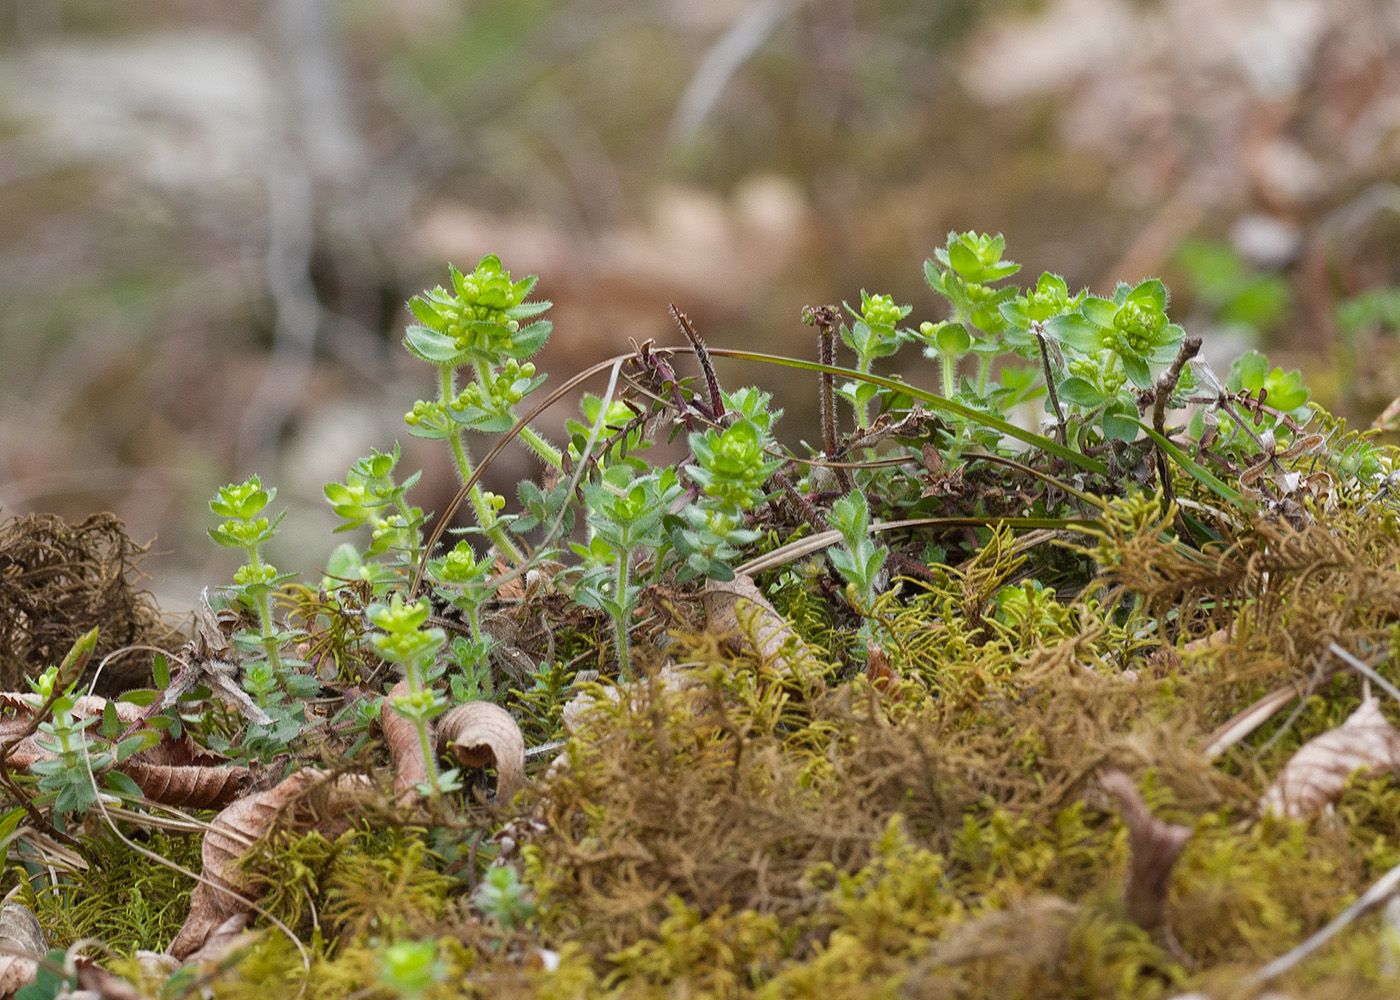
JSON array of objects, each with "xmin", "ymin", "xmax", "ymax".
[
  {"xmin": 1259, "ymin": 695, "xmax": 1400, "ymax": 818},
  {"xmin": 437, "ymin": 701, "xmax": 525, "ymax": 802}
]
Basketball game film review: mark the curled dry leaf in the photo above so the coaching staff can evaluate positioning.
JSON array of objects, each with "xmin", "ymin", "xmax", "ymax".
[
  {"xmin": 437, "ymin": 701, "xmax": 525, "ymax": 802},
  {"xmin": 560, "ymin": 661, "xmax": 702, "ymax": 737},
  {"xmin": 380, "ymin": 679, "xmax": 431, "ymax": 804},
  {"xmin": 702, "ymin": 573, "xmax": 809, "ymax": 673},
  {"xmin": 167, "ymin": 768, "xmax": 372, "ymax": 960},
  {"xmin": 1100, "ymin": 769, "xmax": 1192, "ymax": 936},
  {"xmin": 1260, "ymin": 696, "xmax": 1400, "ymax": 819},
  {"xmin": 0, "ymin": 902, "xmax": 45, "ymax": 997}
]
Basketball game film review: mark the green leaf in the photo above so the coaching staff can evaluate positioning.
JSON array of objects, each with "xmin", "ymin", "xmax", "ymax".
[
  {"xmin": 1056, "ymin": 377, "xmax": 1105, "ymax": 408},
  {"xmin": 103, "ymin": 770, "xmax": 144, "ymax": 800},
  {"xmin": 404, "ymin": 324, "xmax": 464, "ymax": 364},
  {"xmin": 1126, "ymin": 278, "xmax": 1168, "ymax": 311},
  {"xmin": 153, "ymin": 652, "xmax": 169, "ymax": 689},
  {"xmin": 116, "ymin": 731, "xmax": 161, "ymax": 761},
  {"xmin": 1121, "ymin": 353, "xmax": 1152, "ymax": 390},
  {"xmin": 1230, "ymin": 350, "xmax": 1268, "ymax": 391},
  {"xmin": 1045, "ymin": 314, "xmax": 1103, "ymax": 354},
  {"xmin": 936, "ymin": 323, "xmax": 972, "ymax": 355},
  {"xmin": 1080, "ymin": 297, "xmax": 1119, "ymax": 328},
  {"xmin": 118, "ymin": 688, "xmax": 160, "ymax": 706},
  {"xmin": 947, "ymin": 239, "xmax": 984, "ymax": 282},
  {"xmin": 101, "ymin": 702, "xmax": 120, "ymax": 740},
  {"xmin": 504, "ymin": 320, "xmax": 552, "ymax": 360}
]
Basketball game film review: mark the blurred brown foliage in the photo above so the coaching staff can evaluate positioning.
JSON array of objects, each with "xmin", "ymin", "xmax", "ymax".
[{"xmin": 1, "ymin": 0, "xmax": 1398, "ymax": 600}]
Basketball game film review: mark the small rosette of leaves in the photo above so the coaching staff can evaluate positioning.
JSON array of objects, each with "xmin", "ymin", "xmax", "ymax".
[
  {"xmin": 324, "ymin": 445, "xmax": 424, "ymax": 559},
  {"xmin": 1046, "ymin": 278, "xmax": 1184, "ymax": 391},
  {"xmin": 922, "ymin": 231, "xmax": 1022, "ymax": 338},
  {"xmin": 208, "ymin": 477, "xmax": 283, "ymax": 551},
  {"xmin": 673, "ymin": 392, "xmax": 783, "ymax": 580},
  {"xmin": 403, "ymin": 255, "xmax": 552, "ymax": 368},
  {"xmin": 369, "ymin": 594, "xmax": 447, "ymax": 675}
]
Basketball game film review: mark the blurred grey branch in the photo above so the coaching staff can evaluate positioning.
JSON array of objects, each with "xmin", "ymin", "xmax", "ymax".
[
  {"xmin": 238, "ymin": 0, "xmax": 370, "ymax": 457},
  {"xmin": 669, "ymin": 0, "xmax": 799, "ymax": 145}
]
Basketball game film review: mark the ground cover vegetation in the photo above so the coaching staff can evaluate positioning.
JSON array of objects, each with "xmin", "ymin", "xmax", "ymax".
[{"xmin": 3, "ymin": 236, "xmax": 1400, "ymax": 998}]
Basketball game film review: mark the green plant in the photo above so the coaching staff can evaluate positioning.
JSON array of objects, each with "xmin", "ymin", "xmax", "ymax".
[
  {"xmin": 207, "ymin": 477, "xmax": 308, "ymax": 694},
  {"xmin": 377, "ymin": 938, "xmax": 445, "ymax": 1000},
  {"xmin": 473, "ymin": 862, "xmax": 536, "ymax": 930},
  {"xmin": 401, "ymin": 254, "xmax": 558, "ymax": 562},
  {"xmin": 22, "ymin": 629, "xmax": 157, "ymax": 817},
  {"xmin": 572, "ymin": 465, "xmax": 682, "ymax": 677},
  {"xmin": 369, "ymin": 594, "xmax": 453, "ymax": 796},
  {"xmin": 826, "ymin": 488, "xmax": 887, "ymax": 613}
]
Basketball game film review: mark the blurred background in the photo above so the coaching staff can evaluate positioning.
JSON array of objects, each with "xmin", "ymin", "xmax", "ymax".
[{"xmin": 1, "ymin": 0, "xmax": 1398, "ymax": 608}]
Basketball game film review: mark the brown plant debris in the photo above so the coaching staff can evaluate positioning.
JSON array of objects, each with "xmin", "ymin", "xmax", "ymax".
[
  {"xmin": 167, "ymin": 768, "xmax": 373, "ymax": 960},
  {"xmin": 0, "ymin": 512, "xmax": 174, "ymax": 694},
  {"xmin": 905, "ymin": 895, "xmax": 1081, "ymax": 1000},
  {"xmin": 380, "ymin": 679, "xmax": 431, "ymax": 804},
  {"xmin": 0, "ymin": 901, "xmax": 45, "ymax": 997},
  {"xmin": 1259, "ymin": 695, "xmax": 1400, "ymax": 819},
  {"xmin": 1099, "ymin": 768, "xmax": 1192, "ymax": 935},
  {"xmin": 702, "ymin": 573, "xmax": 811, "ymax": 672},
  {"xmin": 0, "ymin": 691, "xmax": 254, "ymax": 808},
  {"xmin": 437, "ymin": 700, "xmax": 525, "ymax": 802}
]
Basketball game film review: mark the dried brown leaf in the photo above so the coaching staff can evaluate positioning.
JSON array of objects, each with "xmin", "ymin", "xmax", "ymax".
[
  {"xmin": 180, "ymin": 913, "xmax": 254, "ymax": 970},
  {"xmin": 380, "ymin": 679, "xmax": 430, "ymax": 804},
  {"xmin": 560, "ymin": 662, "xmax": 702, "ymax": 736},
  {"xmin": 702, "ymin": 573, "xmax": 807, "ymax": 672},
  {"xmin": 1100, "ymin": 769, "xmax": 1192, "ymax": 935},
  {"xmin": 167, "ymin": 768, "xmax": 372, "ymax": 960},
  {"xmin": 438, "ymin": 701, "xmax": 525, "ymax": 802},
  {"xmin": 118, "ymin": 759, "xmax": 254, "ymax": 810},
  {"xmin": 75, "ymin": 960, "xmax": 152, "ymax": 1000},
  {"xmin": 0, "ymin": 902, "xmax": 44, "ymax": 997},
  {"xmin": 1260, "ymin": 696, "xmax": 1400, "ymax": 818}
]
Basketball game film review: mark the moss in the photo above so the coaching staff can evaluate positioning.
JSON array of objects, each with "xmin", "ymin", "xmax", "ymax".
[{"xmin": 18, "ymin": 827, "xmax": 202, "ymax": 953}]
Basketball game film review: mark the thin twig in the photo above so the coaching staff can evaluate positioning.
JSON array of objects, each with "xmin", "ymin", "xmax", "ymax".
[
  {"xmin": 1151, "ymin": 335, "xmax": 1202, "ymax": 508},
  {"xmin": 1253, "ymin": 859, "xmax": 1400, "ymax": 983},
  {"xmin": 803, "ymin": 304, "xmax": 851, "ymax": 493},
  {"xmin": 670, "ymin": 305, "xmax": 726, "ymax": 421}
]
